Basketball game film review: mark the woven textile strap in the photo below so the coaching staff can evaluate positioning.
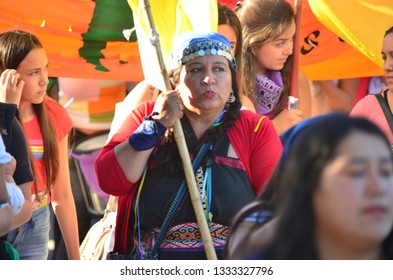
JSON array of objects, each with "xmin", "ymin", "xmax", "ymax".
[
  {"xmin": 136, "ymin": 222, "xmax": 229, "ymax": 258},
  {"xmin": 147, "ymin": 143, "xmax": 211, "ymax": 259}
]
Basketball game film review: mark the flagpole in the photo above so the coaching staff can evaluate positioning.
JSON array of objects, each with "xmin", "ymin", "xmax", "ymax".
[
  {"xmin": 140, "ymin": 0, "xmax": 218, "ymax": 260},
  {"xmin": 290, "ymin": 0, "xmax": 302, "ymax": 99}
]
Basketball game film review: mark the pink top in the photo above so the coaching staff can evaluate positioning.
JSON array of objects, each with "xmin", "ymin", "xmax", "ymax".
[{"xmin": 350, "ymin": 93, "xmax": 393, "ymax": 143}]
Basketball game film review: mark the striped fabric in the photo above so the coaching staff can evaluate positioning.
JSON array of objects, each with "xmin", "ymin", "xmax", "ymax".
[{"xmin": 134, "ymin": 222, "xmax": 229, "ymax": 258}]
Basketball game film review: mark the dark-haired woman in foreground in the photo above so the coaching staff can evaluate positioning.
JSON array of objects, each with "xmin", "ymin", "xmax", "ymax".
[{"xmin": 227, "ymin": 113, "xmax": 393, "ymax": 259}]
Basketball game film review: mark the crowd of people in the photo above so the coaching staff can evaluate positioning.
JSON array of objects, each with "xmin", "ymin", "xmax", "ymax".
[{"xmin": 0, "ymin": 0, "xmax": 392, "ymax": 260}]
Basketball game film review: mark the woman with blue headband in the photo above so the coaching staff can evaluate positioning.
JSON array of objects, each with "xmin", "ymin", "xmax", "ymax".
[
  {"xmin": 107, "ymin": 3, "xmax": 256, "ymax": 142},
  {"xmin": 95, "ymin": 31, "xmax": 282, "ymax": 260}
]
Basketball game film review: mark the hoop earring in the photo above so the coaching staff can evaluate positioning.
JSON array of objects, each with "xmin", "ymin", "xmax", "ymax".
[{"xmin": 227, "ymin": 92, "xmax": 236, "ymax": 104}]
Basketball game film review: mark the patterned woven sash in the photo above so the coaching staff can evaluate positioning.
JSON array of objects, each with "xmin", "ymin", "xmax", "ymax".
[{"xmin": 134, "ymin": 222, "xmax": 230, "ymax": 257}]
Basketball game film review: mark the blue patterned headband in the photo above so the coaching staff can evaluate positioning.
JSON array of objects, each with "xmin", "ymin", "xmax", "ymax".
[{"xmin": 172, "ymin": 31, "xmax": 236, "ymax": 69}]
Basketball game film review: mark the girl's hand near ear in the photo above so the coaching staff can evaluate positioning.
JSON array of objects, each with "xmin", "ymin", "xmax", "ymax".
[{"xmin": 0, "ymin": 69, "xmax": 25, "ymax": 106}]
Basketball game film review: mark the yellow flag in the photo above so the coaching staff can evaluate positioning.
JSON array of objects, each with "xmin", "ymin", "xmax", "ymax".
[
  {"xmin": 309, "ymin": 0, "xmax": 393, "ymax": 68},
  {"xmin": 127, "ymin": 0, "xmax": 218, "ymax": 91}
]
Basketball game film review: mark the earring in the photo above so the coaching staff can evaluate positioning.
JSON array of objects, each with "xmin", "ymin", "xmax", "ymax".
[{"xmin": 227, "ymin": 92, "xmax": 236, "ymax": 103}]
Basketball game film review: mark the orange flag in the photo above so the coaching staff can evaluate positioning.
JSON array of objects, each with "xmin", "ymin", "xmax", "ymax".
[
  {"xmin": 0, "ymin": 0, "xmax": 386, "ymax": 81},
  {"xmin": 294, "ymin": 0, "xmax": 384, "ymax": 80},
  {"xmin": 0, "ymin": 0, "xmax": 144, "ymax": 81},
  {"xmin": 222, "ymin": 0, "xmax": 384, "ymax": 80},
  {"xmin": 308, "ymin": 0, "xmax": 392, "ymax": 70}
]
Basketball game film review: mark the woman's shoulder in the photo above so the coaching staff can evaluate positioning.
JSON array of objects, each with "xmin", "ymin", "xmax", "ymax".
[
  {"xmin": 44, "ymin": 95, "xmax": 69, "ymax": 116},
  {"xmin": 351, "ymin": 94, "xmax": 380, "ymax": 116},
  {"xmin": 237, "ymin": 109, "xmax": 266, "ymax": 122},
  {"xmin": 44, "ymin": 96, "xmax": 69, "ymax": 118},
  {"xmin": 43, "ymin": 96, "xmax": 73, "ymax": 136},
  {"xmin": 357, "ymin": 93, "xmax": 380, "ymax": 104},
  {"xmin": 234, "ymin": 110, "xmax": 275, "ymax": 134}
]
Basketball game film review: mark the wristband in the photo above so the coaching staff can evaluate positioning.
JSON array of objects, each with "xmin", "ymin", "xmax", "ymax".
[{"xmin": 128, "ymin": 112, "xmax": 167, "ymax": 151}]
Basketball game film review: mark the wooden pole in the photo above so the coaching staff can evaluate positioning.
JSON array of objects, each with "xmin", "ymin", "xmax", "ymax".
[
  {"xmin": 290, "ymin": 0, "xmax": 302, "ymax": 99},
  {"xmin": 140, "ymin": 0, "xmax": 218, "ymax": 260}
]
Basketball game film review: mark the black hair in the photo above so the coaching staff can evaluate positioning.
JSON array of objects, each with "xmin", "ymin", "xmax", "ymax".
[
  {"xmin": 228, "ymin": 113, "xmax": 393, "ymax": 259},
  {"xmin": 385, "ymin": 26, "xmax": 393, "ymax": 37}
]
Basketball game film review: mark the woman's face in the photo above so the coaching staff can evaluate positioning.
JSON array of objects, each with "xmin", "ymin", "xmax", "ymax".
[
  {"xmin": 252, "ymin": 21, "xmax": 295, "ymax": 75},
  {"xmin": 218, "ymin": 23, "xmax": 237, "ymax": 54},
  {"xmin": 17, "ymin": 47, "xmax": 49, "ymax": 105},
  {"xmin": 313, "ymin": 131, "xmax": 393, "ymax": 255},
  {"xmin": 382, "ymin": 32, "xmax": 393, "ymax": 94},
  {"xmin": 177, "ymin": 55, "xmax": 232, "ymax": 114}
]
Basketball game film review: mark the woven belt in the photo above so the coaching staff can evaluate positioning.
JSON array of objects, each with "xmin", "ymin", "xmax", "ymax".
[
  {"xmin": 32, "ymin": 192, "xmax": 50, "ymax": 211},
  {"xmin": 134, "ymin": 222, "xmax": 230, "ymax": 257}
]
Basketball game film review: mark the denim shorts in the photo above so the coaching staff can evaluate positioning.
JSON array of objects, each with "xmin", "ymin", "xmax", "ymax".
[{"xmin": 7, "ymin": 205, "xmax": 50, "ymax": 260}]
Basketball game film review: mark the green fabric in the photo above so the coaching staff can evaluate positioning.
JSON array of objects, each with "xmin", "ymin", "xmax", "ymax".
[
  {"xmin": 46, "ymin": 77, "xmax": 58, "ymax": 95},
  {"xmin": 4, "ymin": 241, "xmax": 19, "ymax": 260}
]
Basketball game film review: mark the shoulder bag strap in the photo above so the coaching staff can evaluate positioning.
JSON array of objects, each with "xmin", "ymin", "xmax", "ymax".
[{"xmin": 375, "ymin": 92, "xmax": 393, "ymax": 133}]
